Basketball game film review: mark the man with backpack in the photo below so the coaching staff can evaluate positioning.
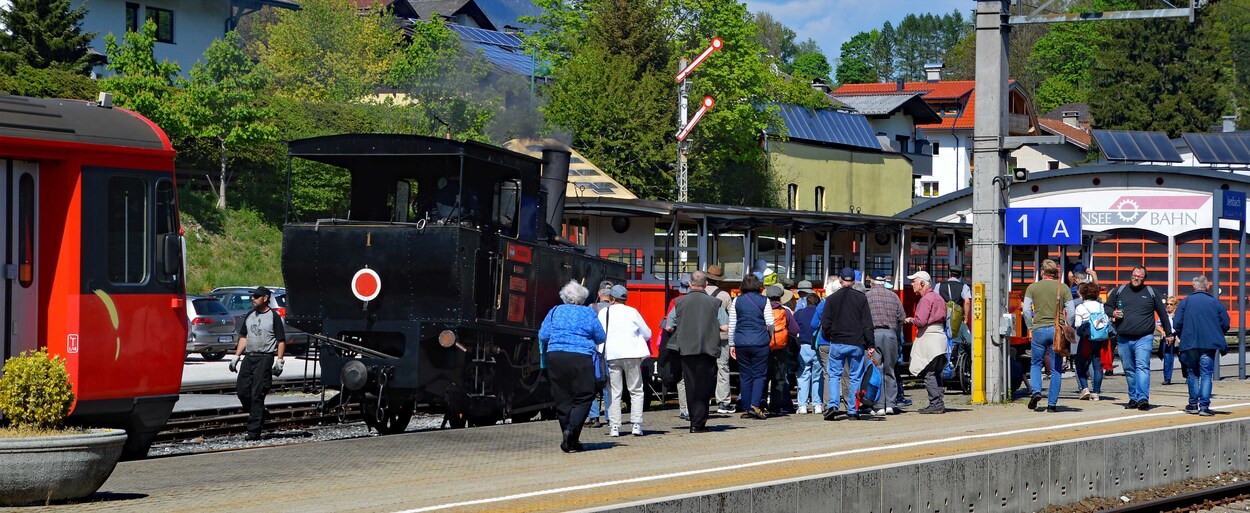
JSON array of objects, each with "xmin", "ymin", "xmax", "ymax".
[
  {"xmin": 819, "ymin": 267, "xmax": 876, "ymax": 420},
  {"xmin": 938, "ymin": 269, "xmax": 971, "ymax": 332},
  {"xmin": 1105, "ymin": 265, "xmax": 1173, "ymax": 411},
  {"xmin": 867, "ymin": 272, "xmax": 906, "ymax": 415}
]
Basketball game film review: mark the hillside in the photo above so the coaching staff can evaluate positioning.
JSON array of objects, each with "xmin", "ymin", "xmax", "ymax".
[{"xmin": 179, "ymin": 193, "xmax": 284, "ymax": 295}]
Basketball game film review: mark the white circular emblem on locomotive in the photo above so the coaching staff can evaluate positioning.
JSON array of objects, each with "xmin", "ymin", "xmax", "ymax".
[{"xmin": 351, "ymin": 268, "xmax": 382, "ymax": 301}]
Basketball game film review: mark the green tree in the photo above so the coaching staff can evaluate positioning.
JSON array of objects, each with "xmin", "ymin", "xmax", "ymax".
[
  {"xmin": 545, "ymin": 0, "xmax": 676, "ymax": 199},
  {"xmin": 256, "ymin": 0, "xmax": 400, "ymax": 102},
  {"xmin": 752, "ymin": 11, "xmax": 798, "ymax": 62},
  {"xmin": 184, "ymin": 32, "xmax": 277, "ymax": 210},
  {"xmin": 835, "ymin": 31, "xmax": 879, "ymax": 84},
  {"xmin": 892, "ymin": 11, "xmax": 971, "ymax": 81},
  {"xmin": 388, "ymin": 18, "xmax": 496, "ymax": 141},
  {"xmin": 519, "ymin": 0, "xmax": 591, "ymax": 71},
  {"xmin": 0, "ymin": 64, "xmax": 98, "ymax": 99},
  {"xmin": 788, "ymin": 51, "xmax": 831, "ymax": 83},
  {"xmin": 0, "ymin": 0, "xmax": 103, "ymax": 74},
  {"xmin": 1090, "ymin": 1, "xmax": 1229, "ymax": 137},
  {"xmin": 100, "ymin": 20, "xmax": 185, "ymax": 138},
  {"xmin": 1029, "ymin": 22, "xmax": 1101, "ymax": 113}
]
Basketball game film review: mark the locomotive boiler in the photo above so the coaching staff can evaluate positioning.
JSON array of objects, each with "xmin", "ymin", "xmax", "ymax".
[{"xmin": 282, "ymin": 135, "xmax": 625, "ymax": 432}]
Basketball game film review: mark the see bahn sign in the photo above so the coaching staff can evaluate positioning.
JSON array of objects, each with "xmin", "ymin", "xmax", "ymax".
[{"xmin": 1005, "ymin": 207, "xmax": 1082, "ymax": 246}]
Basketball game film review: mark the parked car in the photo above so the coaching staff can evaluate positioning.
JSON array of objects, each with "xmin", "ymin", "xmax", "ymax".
[
  {"xmin": 207, "ymin": 286, "xmax": 308, "ymax": 355},
  {"xmin": 186, "ymin": 296, "xmax": 237, "ymax": 361}
]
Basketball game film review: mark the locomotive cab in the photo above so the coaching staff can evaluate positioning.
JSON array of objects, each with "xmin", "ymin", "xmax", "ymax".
[{"xmin": 283, "ymin": 135, "xmax": 623, "ymax": 433}]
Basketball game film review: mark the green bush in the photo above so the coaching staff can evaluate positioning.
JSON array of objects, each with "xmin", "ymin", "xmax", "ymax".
[{"xmin": 0, "ymin": 348, "xmax": 75, "ymax": 430}]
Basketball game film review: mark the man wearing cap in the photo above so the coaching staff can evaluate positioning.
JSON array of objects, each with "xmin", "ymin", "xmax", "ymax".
[
  {"xmin": 666, "ymin": 271, "xmax": 729, "ymax": 432},
  {"xmin": 229, "ymin": 286, "xmax": 287, "ymax": 440},
  {"xmin": 905, "ymin": 271, "xmax": 948, "ymax": 414},
  {"xmin": 867, "ymin": 273, "xmax": 906, "ymax": 415},
  {"xmin": 703, "ymin": 264, "xmax": 736, "ymax": 414},
  {"xmin": 819, "ymin": 267, "xmax": 875, "ymax": 420}
]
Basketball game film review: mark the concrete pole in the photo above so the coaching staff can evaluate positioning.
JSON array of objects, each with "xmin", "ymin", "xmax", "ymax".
[
  {"xmin": 972, "ymin": 0, "xmax": 1011, "ymax": 403},
  {"xmin": 1213, "ymin": 190, "xmax": 1222, "ymax": 381}
]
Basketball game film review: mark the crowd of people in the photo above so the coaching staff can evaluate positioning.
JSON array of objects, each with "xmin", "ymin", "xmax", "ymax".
[{"xmin": 538, "ymin": 259, "xmax": 1233, "ymax": 453}]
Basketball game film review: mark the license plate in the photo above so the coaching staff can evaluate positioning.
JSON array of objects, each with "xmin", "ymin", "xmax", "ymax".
[{"xmin": 218, "ymin": 336, "xmax": 233, "ymax": 343}]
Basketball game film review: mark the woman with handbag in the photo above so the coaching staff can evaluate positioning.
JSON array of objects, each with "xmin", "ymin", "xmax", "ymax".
[
  {"xmin": 598, "ymin": 284, "xmax": 652, "ymax": 437},
  {"xmin": 538, "ymin": 281, "xmax": 608, "ymax": 453},
  {"xmin": 1022, "ymin": 259, "xmax": 1074, "ymax": 413}
]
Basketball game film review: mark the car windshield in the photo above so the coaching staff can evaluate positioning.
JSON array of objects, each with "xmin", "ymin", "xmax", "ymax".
[
  {"xmin": 192, "ymin": 298, "xmax": 230, "ymax": 316},
  {"xmin": 274, "ymin": 294, "xmax": 287, "ymax": 308},
  {"xmin": 211, "ymin": 292, "xmax": 252, "ymax": 312}
]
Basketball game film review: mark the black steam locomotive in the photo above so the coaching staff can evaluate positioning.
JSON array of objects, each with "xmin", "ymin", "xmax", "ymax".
[{"xmin": 282, "ymin": 135, "xmax": 625, "ymax": 432}]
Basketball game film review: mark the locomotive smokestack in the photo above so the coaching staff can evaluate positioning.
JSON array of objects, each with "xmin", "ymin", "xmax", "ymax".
[{"xmin": 541, "ymin": 146, "xmax": 571, "ymax": 239}]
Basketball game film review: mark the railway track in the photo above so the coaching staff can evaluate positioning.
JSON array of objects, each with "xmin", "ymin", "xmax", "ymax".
[
  {"xmin": 156, "ymin": 400, "xmax": 362, "ymax": 443},
  {"xmin": 1096, "ymin": 481, "xmax": 1250, "ymax": 512}
]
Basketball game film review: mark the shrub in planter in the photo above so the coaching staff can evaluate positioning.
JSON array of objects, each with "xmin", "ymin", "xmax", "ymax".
[{"xmin": 0, "ymin": 348, "xmax": 74, "ymax": 429}]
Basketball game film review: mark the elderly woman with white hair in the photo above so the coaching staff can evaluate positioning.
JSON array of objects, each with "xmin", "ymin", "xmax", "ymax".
[{"xmin": 539, "ymin": 280, "xmax": 608, "ymax": 452}]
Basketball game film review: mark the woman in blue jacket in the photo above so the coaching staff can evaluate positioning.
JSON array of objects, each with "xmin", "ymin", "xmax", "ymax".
[
  {"xmin": 539, "ymin": 280, "xmax": 608, "ymax": 452},
  {"xmin": 729, "ymin": 273, "xmax": 775, "ymax": 419}
]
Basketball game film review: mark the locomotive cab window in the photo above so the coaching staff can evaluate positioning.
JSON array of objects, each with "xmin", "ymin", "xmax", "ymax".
[
  {"xmin": 155, "ymin": 179, "xmax": 181, "ymax": 284},
  {"xmin": 108, "ymin": 176, "xmax": 149, "ymax": 284}
]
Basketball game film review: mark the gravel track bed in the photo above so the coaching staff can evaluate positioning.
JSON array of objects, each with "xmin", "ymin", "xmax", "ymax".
[
  {"xmin": 147, "ymin": 413, "xmax": 447, "ymax": 457},
  {"xmin": 1037, "ymin": 472, "xmax": 1250, "ymax": 513}
]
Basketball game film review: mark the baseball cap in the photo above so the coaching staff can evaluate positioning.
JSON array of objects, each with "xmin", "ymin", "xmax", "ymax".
[
  {"xmin": 252, "ymin": 286, "xmax": 273, "ymax": 298},
  {"xmin": 609, "ymin": 284, "xmax": 628, "ymax": 300},
  {"xmin": 676, "ymin": 274, "xmax": 692, "ymax": 294},
  {"xmin": 839, "ymin": 267, "xmax": 856, "ymax": 281},
  {"xmin": 905, "ymin": 270, "xmax": 931, "ymax": 283},
  {"xmin": 599, "ymin": 280, "xmax": 614, "ymax": 291},
  {"xmin": 1072, "ymin": 263, "xmax": 1088, "ymax": 274}
]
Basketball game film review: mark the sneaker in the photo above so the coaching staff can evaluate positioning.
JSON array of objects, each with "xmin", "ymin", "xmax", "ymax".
[
  {"xmin": 796, "ymin": 405, "xmax": 808, "ymax": 415},
  {"xmin": 716, "ymin": 402, "xmax": 733, "ymax": 414},
  {"xmin": 1184, "ymin": 404, "xmax": 1199, "ymax": 414},
  {"xmin": 885, "ymin": 407, "xmax": 897, "ymax": 415},
  {"xmin": 1199, "ymin": 409, "xmax": 1215, "ymax": 417},
  {"xmin": 1028, "ymin": 393, "xmax": 1042, "ymax": 410},
  {"xmin": 679, "ymin": 412, "xmax": 690, "ymax": 421},
  {"xmin": 1138, "ymin": 401, "xmax": 1150, "ymax": 411},
  {"xmin": 1079, "ymin": 388, "xmax": 1091, "ymax": 400},
  {"xmin": 1046, "ymin": 406, "xmax": 1058, "ymax": 413},
  {"xmin": 1125, "ymin": 400, "xmax": 1139, "ymax": 410},
  {"xmin": 813, "ymin": 404, "xmax": 824, "ymax": 414},
  {"xmin": 631, "ymin": 424, "xmax": 643, "ymax": 436},
  {"xmin": 898, "ymin": 398, "xmax": 913, "ymax": 407},
  {"xmin": 608, "ymin": 425, "xmax": 620, "ymax": 437},
  {"xmin": 245, "ymin": 432, "xmax": 261, "ymax": 441},
  {"xmin": 1090, "ymin": 393, "xmax": 1100, "ymax": 401},
  {"xmin": 919, "ymin": 405, "xmax": 945, "ymax": 414},
  {"xmin": 871, "ymin": 409, "xmax": 885, "ymax": 416},
  {"xmin": 823, "ymin": 408, "xmax": 840, "ymax": 421},
  {"xmin": 1162, "ymin": 380, "xmax": 1172, "ymax": 386}
]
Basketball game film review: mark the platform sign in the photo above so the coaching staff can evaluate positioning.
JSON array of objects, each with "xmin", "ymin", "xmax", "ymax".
[
  {"xmin": 1221, "ymin": 190, "xmax": 1245, "ymax": 221},
  {"xmin": 1005, "ymin": 207, "xmax": 1082, "ymax": 245}
]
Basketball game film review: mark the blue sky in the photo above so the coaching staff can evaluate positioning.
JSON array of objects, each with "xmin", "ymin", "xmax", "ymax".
[{"xmin": 742, "ymin": 0, "xmax": 971, "ymax": 63}]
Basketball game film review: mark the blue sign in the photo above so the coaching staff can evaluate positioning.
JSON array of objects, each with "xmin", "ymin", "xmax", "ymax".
[
  {"xmin": 1221, "ymin": 190, "xmax": 1246, "ymax": 222},
  {"xmin": 1005, "ymin": 207, "xmax": 1082, "ymax": 245}
]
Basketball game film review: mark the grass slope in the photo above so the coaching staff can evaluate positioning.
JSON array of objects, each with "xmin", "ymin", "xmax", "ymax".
[{"xmin": 180, "ymin": 192, "xmax": 283, "ymax": 295}]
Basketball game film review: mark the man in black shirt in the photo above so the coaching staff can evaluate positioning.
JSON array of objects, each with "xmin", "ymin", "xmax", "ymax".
[{"xmin": 1104, "ymin": 266, "xmax": 1173, "ymax": 410}]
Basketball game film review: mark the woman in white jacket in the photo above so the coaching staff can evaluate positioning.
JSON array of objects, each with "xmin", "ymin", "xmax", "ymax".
[{"xmin": 598, "ymin": 284, "xmax": 653, "ymax": 436}]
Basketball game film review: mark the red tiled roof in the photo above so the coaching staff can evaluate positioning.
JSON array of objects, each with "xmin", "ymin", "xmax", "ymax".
[
  {"xmin": 833, "ymin": 80, "xmax": 975, "ymax": 101},
  {"xmin": 1037, "ymin": 118, "xmax": 1092, "ymax": 149}
]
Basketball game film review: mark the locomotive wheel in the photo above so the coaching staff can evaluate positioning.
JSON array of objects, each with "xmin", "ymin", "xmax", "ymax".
[
  {"xmin": 201, "ymin": 351, "xmax": 227, "ymax": 361},
  {"xmin": 365, "ymin": 400, "xmax": 414, "ymax": 435}
]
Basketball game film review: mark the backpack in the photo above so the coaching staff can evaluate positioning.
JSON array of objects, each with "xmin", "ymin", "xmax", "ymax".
[
  {"xmin": 1083, "ymin": 302, "xmax": 1114, "ymax": 341},
  {"xmin": 769, "ymin": 304, "xmax": 791, "ymax": 351},
  {"xmin": 941, "ymin": 281, "xmax": 965, "ymax": 338}
]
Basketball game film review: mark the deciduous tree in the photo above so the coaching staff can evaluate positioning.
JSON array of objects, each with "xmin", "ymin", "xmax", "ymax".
[{"xmin": 100, "ymin": 20, "xmax": 185, "ymax": 139}]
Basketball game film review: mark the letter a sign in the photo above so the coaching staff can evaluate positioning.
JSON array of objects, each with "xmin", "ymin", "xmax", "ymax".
[{"xmin": 1005, "ymin": 207, "xmax": 1082, "ymax": 246}]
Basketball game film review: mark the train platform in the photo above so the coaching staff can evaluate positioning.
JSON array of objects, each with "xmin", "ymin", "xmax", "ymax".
[{"xmin": 29, "ymin": 364, "xmax": 1250, "ymax": 513}]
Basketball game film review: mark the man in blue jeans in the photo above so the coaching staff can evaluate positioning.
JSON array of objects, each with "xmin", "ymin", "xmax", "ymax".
[
  {"xmin": 1105, "ymin": 265, "xmax": 1173, "ymax": 411},
  {"xmin": 1022, "ymin": 260, "xmax": 1070, "ymax": 412},
  {"xmin": 1173, "ymin": 275, "xmax": 1229, "ymax": 416},
  {"xmin": 819, "ymin": 267, "xmax": 876, "ymax": 420}
]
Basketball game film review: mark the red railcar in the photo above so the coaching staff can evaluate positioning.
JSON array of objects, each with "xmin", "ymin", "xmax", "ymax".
[{"xmin": 0, "ymin": 94, "xmax": 185, "ymax": 458}]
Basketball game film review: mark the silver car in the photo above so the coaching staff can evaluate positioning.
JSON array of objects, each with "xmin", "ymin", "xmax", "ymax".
[
  {"xmin": 186, "ymin": 296, "xmax": 237, "ymax": 360},
  {"xmin": 208, "ymin": 286, "xmax": 308, "ymax": 355}
]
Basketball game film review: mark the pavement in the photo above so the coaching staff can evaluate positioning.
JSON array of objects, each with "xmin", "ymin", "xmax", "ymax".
[{"xmin": 26, "ymin": 360, "xmax": 1250, "ymax": 513}]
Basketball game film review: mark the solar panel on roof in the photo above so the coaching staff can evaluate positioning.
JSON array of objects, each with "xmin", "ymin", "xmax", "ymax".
[
  {"xmin": 1091, "ymin": 130, "xmax": 1183, "ymax": 163},
  {"xmin": 447, "ymin": 24, "xmax": 522, "ymax": 48},
  {"xmin": 1182, "ymin": 132, "xmax": 1250, "ymax": 165},
  {"xmin": 774, "ymin": 104, "xmax": 881, "ymax": 151},
  {"xmin": 464, "ymin": 42, "xmax": 534, "ymax": 76}
]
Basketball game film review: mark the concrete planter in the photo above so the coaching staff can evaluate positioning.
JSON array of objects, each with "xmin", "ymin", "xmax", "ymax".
[{"xmin": 0, "ymin": 428, "xmax": 127, "ymax": 506}]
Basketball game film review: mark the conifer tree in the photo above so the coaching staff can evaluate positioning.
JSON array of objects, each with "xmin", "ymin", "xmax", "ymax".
[{"xmin": 0, "ymin": 0, "xmax": 104, "ymax": 75}]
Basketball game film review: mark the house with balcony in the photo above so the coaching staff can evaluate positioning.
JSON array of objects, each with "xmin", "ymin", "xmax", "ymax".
[
  {"xmin": 832, "ymin": 65, "xmax": 1039, "ymax": 200},
  {"xmin": 75, "ymin": 0, "xmax": 298, "ymax": 77},
  {"xmin": 766, "ymin": 103, "xmax": 916, "ymax": 216}
]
